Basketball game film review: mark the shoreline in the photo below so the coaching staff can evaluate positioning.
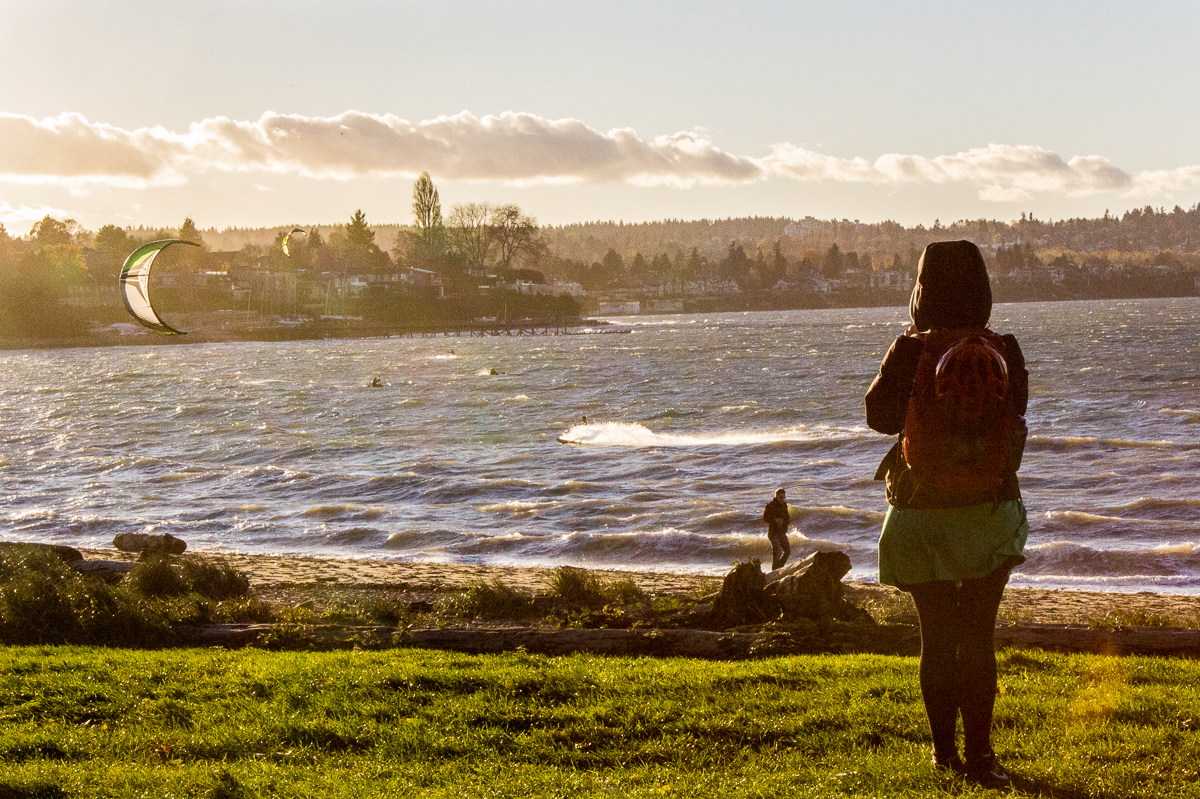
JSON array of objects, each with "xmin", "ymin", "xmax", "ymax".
[{"xmin": 81, "ymin": 548, "xmax": 1200, "ymax": 629}]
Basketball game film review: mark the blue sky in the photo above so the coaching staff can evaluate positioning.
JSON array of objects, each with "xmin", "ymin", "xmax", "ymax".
[{"xmin": 2, "ymin": 0, "xmax": 1199, "ymax": 235}]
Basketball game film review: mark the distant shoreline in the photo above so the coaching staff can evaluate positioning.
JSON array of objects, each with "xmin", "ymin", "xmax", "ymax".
[{"xmin": 8, "ymin": 294, "xmax": 1198, "ymax": 352}]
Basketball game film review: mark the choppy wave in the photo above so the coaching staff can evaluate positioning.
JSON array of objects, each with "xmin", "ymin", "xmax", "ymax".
[
  {"xmin": 1105, "ymin": 497, "xmax": 1200, "ymax": 521},
  {"xmin": 1010, "ymin": 573, "xmax": 1200, "ymax": 592},
  {"xmin": 300, "ymin": 505, "xmax": 385, "ymax": 522},
  {"xmin": 477, "ymin": 499, "xmax": 557, "ymax": 520},
  {"xmin": 1026, "ymin": 435, "xmax": 1191, "ymax": 451},
  {"xmin": 1160, "ymin": 407, "xmax": 1200, "ymax": 417},
  {"xmin": 1042, "ymin": 510, "xmax": 1174, "ymax": 527},
  {"xmin": 378, "ymin": 525, "xmax": 856, "ymax": 576},
  {"xmin": 1023, "ymin": 540, "xmax": 1200, "ymax": 576},
  {"xmin": 555, "ymin": 421, "xmax": 868, "ymax": 447},
  {"xmin": 322, "ymin": 527, "xmax": 385, "ymax": 546},
  {"xmin": 5, "ymin": 298, "xmax": 1200, "ymax": 593}
]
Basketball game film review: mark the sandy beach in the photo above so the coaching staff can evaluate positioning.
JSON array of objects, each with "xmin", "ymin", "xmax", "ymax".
[{"xmin": 80, "ymin": 548, "xmax": 1200, "ymax": 629}]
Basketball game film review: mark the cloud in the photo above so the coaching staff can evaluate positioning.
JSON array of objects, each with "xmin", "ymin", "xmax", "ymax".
[
  {"xmin": 0, "ymin": 201, "xmax": 72, "ymax": 230},
  {"xmin": 179, "ymin": 111, "xmax": 766, "ymax": 186},
  {"xmin": 798, "ymin": 143, "xmax": 1200, "ymax": 202},
  {"xmin": 765, "ymin": 142, "xmax": 1200, "ymax": 201},
  {"xmin": 3, "ymin": 110, "xmax": 1200, "ymax": 202},
  {"xmin": 978, "ymin": 185, "xmax": 1035, "ymax": 203},
  {"xmin": 0, "ymin": 112, "xmax": 188, "ymax": 188}
]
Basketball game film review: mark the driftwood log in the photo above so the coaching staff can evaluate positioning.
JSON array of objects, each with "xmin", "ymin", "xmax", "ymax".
[
  {"xmin": 174, "ymin": 620, "xmax": 1200, "ymax": 659},
  {"xmin": 176, "ymin": 623, "xmax": 914, "ymax": 658},
  {"xmin": 113, "ymin": 533, "xmax": 187, "ymax": 556},
  {"xmin": 71, "ymin": 559, "xmax": 136, "ymax": 583},
  {"xmin": 0, "ymin": 542, "xmax": 83, "ymax": 563},
  {"xmin": 994, "ymin": 623, "xmax": 1200, "ymax": 658}
]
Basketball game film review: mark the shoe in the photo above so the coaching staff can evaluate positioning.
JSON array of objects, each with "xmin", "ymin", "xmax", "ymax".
[
  {"xmin": 932, "ymin": 751, "xmax": 966, "ymax": 774},
  {"xmin": 964, "ymin": 753, "xmax": 1012, "ymax": 790}
]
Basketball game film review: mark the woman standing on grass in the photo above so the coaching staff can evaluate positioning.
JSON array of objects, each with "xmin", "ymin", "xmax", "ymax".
[{"xmin": 864, "ymin": 240, "xmax": 1029, "ymax": 790}]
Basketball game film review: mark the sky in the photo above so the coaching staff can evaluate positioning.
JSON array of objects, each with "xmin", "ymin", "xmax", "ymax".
[{"xmin": 2, "ymin": 0, "xmax": 1200, "ymax": 236}]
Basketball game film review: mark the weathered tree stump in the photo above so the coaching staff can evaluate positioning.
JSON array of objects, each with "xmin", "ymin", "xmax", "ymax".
[
  {"xmin": 765, "ymin": 550, "xmax": 874, "ymax": 624},
  {"xmin": 707, "ymin": 560, "xmax": 779, "ymax": 630}
]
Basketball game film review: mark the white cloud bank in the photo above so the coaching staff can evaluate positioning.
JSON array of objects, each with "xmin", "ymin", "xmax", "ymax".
[
  {"xmin": 3, "ymin": 111, "xmax": 1200, "ymax": 202},
  {"xmin": 0, "ymin": 201, "xmax": 72, "ymax": 229}
]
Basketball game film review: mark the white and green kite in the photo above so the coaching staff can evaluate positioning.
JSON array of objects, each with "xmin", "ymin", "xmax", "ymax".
[{"xmin": 118, "ymin": 239, "xmax": 198, "ymax": 335}]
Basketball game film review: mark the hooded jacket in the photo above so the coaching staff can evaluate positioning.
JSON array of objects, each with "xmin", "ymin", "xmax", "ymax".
[{"xmin": 864, "ymin": 240, "xmax": 1027, "ymax": 508}]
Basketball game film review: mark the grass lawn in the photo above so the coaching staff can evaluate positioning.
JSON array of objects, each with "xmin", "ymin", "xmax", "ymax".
[{"xmin": 0, "ymin": 646, "xmax": 1197, "ymax": 798}]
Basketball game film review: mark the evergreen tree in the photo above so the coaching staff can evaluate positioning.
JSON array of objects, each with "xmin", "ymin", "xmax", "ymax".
[
  {"xmin": 629, "ymin": 252, "xmax": 648, "ymax": 285},
  {"xmin": 179, "ymin": 217, "xmax": 205, "ymax": 246},
  {"xmin": 601, "ymin": 248, "xmax": 624, "ymax": 284},
  {"xmin": 345, "ymin": 210, "xmax": 375, "ymax": 251},
  {"xmin": 821, "ymin": 243, "xmax": 844, "ymax": 279},
  {"xmin": 772, "ymin": 240, "xmax": 787, "ymax": 279}
]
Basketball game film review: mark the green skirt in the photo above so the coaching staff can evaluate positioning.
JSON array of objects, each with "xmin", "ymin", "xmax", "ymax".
[{"xmin": 877, "ymin": 500, "xmax": 1028, "ymax": 589}]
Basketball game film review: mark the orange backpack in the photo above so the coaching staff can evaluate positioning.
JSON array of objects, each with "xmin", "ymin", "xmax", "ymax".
[{"xmin": 901, "ymin": 328, "xmax": 1020, "ymax": 501}]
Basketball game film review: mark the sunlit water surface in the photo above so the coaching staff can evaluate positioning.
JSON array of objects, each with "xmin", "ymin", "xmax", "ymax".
[{"xmin": 2, "ymin": 298, "xmax": 1198, "ymax": 593}]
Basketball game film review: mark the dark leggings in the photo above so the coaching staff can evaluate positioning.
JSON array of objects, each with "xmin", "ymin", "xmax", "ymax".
[
  {"xmin": 768, "ymin": 529, "xmax": 790, "ymax": 570},
  {"xmin": 909, "ymin": 565, "xmax": 1009, "ymax": 763}
]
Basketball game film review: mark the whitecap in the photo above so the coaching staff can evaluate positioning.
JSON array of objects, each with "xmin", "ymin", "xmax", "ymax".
[{"xmin": 555, "ymin": 420, "xmax": 869, "ymax": 448}]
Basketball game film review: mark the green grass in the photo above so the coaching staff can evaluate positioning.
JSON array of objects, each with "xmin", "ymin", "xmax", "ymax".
[
  {"xmin": 0, "ymin": 550, "xmax": 263, "ymax": 647},
  {"xmin": 440, "ymin": 577, "xmax": 536, "ymax": 620},
  {"xmin": 0, "ymin": 645, "xmax": 1198, "ymax": 797},
  {"xmin": 1090, "ymin": 607, "xmax": 1200, "ymax": 630}
]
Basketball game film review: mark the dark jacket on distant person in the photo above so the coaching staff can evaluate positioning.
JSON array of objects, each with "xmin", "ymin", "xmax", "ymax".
[{"xmin": 763, "ymin": 495, "xmax": 790, "ymax": 535}]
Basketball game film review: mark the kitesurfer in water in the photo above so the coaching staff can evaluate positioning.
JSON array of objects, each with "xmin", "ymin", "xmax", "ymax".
[
  {"xmin": 369, "ymin": 375, "xmax": 382, "ymax": 388},
  {"xmin": 864, "ymin": 240, "xmax": 1028, "ymax": 789},
  {"xmin": 762, "ymin": 488, "xmax": 790, "ymax": 570}
]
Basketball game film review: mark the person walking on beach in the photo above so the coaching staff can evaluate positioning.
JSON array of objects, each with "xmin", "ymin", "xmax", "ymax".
[
  {"xmin": 762, "ymin": 488, "xmax": 791, "ymax": 570},
  {"xmin": 865, "ymin": 240, "xmax": 1028, "ymax": 789}
]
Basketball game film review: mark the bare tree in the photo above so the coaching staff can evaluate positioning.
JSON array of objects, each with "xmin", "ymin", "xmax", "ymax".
[
  {"xmin": 448, "ymin": 202, "xmax": 495, "ymax": 267},
  {"xmin": 490, "ymin": 204, "xmax": 540, "ymax": 270}
]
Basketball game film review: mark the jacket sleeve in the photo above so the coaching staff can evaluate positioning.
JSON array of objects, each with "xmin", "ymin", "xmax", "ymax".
[
  {"xmin": 1002, "ymin": 334, "xmax": 1028, "ymax": 416},
  {"xmin": 864, "ymin": 335, "xmax": 923, "ymax": 435}
]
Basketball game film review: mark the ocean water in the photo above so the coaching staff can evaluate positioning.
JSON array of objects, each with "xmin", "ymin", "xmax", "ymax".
[{"xmin": 2, "ymin": 297, "xmax": 1198, "ymax": 593}]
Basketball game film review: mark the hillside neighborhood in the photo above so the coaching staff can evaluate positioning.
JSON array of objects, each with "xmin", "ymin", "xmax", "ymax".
[{"xmin": 3, "ymin": 193, "xmax": 1200, "ymax": 345}]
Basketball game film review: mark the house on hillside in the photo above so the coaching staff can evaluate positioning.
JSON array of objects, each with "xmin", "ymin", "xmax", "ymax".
[
  {"xmin": 509, "ymin": 280, "xmax": 584, "ymax": 297},
  {"xmin": 784, "ymin": 217, "xmax": 821, "ymax": 237},
  {"xmin": 405, "ymin": 267, "xmax": 445, "ymax": 297},
  {"xmin": 868, "ymin": 269, "xmax": 913, "ymax": 292}
]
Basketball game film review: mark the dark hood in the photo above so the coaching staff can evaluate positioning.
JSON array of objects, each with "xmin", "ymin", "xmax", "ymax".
[{"xmin": 909, "ymin": 240, "xmax": 991, "ymax": 330}]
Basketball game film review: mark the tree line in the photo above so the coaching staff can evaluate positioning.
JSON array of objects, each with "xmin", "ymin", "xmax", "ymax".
[
  {"xmin": 0, "ymin": 172, "xmax": 570, "ymax": 341},
  {"xmin": 3, "ymin": 178, "xmax": 1199, "ymax": 342}
]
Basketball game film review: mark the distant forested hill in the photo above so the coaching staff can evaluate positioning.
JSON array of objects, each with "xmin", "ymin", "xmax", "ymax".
[
  {"xmin": 537, "ymin": 205, "xmax": 1200, "ymax": 267},
  {"xmin": 130, "ymin": 203, "xmax": 1200, "ymax": 270}
]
